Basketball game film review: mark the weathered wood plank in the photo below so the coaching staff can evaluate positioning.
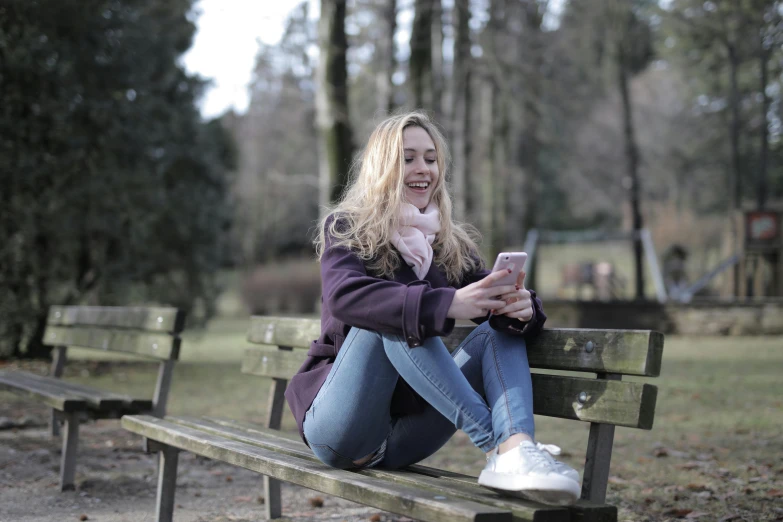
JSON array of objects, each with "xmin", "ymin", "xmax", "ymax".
[
  {"xmin": 48, "ymin": 306, "xmax": 186, "ymax": 333},
  {"xmin": 166, "ymin": 416, "xmax": 572, "ymax": 522},
  {"xmin": 185, "ymin": 417, "xmax": 618, "ymax": 522},
  {"xmin": 14, "ymin": 371, "xmax": 151, "ymax": 411},
  {"xmin": 247, "ymin": 317, "xmax": 663, "ymax": 377},
  {"xmin": 242, "ymin": 349, "xmax": 657, "ymax": 429},
  {"xmin": 43, "ymin": 326, "xmax": 179, "ymax": 360},
  {"xmin": 0, "ymin": 371, "xmax": 87, "ymax": 412},
  {"xmin": 122, "ymin": 415, "xmax": 513, "ymax": 522}
]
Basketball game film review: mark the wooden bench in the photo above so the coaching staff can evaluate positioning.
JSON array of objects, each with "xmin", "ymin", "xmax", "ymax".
[
  {"xmin": 0, "ymin": 305, "xmax": 185, "ymax": 490},
  {"xmin": 123, "ymin": 316, "xmax": 664, "ymax": 522}
]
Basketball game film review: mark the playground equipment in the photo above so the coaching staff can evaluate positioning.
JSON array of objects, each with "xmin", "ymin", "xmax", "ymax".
[
  {"xmin": 521, "ymin": 228, "xmax": 668, "ymax": 302},
  {"xmin": 725, "ymin": 209, "xmax": 783, "ymax": 298}
]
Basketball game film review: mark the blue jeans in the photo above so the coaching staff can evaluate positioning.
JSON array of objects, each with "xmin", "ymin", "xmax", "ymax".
[{"xmin": 303, "ymin": 321, "xmax": 535, "ymax": 470}]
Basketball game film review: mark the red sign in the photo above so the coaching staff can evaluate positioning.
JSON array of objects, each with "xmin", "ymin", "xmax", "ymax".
[{"xmin": 745, "ymin": 211, "xmax": 780, "ymax": 248}]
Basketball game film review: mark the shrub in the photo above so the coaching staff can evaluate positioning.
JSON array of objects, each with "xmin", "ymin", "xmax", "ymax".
[{"xmin": 240, "ymin": 260, "xmax": 322, "ymax": 315}]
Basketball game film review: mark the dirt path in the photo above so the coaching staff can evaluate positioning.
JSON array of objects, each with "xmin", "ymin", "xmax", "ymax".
[{"xmin": 0, "ymin": 402, "xmax": 408, "ymax": 522}]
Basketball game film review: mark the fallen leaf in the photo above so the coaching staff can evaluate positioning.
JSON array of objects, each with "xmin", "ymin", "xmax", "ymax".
[
  {"xmin": 653, "ymin": 447, "xmax": 669, "ymax": 458},
  {"xmin": 309, "ymin": 496, "xmax": 324, "ymax": 508},
  {"xmin": 664, "ymin": 508, "xmax": 693, "ymax": 518},
  {"xmin": 686, "ymin": 484, "xmax": 711, "ymax": 492},
  {"xmin": 79, "ymin": 516, "xmax": 88, "ymax": 522},
  {"xmin": 257, "ymin": 496, "xmax": 265, "ymax": 504},
  {"xmin": 225, "ymin": 475, "xmax": 233, "ymax": 482},
  {"xmin": 768, "ymin": 489, "xmax": 783, "ymax": 497},
  {"xmin": 369, "ymin": 515, "xmax": 382, "ymax": 522},
  {"xmin": 233, "ymin": 496, "xmax": 253, "ymax": 503}
]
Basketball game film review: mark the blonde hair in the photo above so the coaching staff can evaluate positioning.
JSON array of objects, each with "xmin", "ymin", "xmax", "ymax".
[{"xmin": 315, "ymin": 111, "xmax": 483, "ymax": 283}]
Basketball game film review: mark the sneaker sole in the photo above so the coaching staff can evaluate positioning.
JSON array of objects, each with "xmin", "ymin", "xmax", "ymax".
[{"xmin": 478, "ymin": 470, "xmax": 580, "ymax": 506}]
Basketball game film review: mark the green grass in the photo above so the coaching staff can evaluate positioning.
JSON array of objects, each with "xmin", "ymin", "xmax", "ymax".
[{"xmin": 5, "ymin": 316, "xmax": 782, "ymax": 520}]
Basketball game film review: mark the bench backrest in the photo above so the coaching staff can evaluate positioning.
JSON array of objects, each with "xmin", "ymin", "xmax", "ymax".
[
  {"xmin": 241, "ymin": 316, "xmax": 664, "ymax": 504},
  {"xmin": 44, "ymin": 305, "xmax": 186, "ymax": 416}
]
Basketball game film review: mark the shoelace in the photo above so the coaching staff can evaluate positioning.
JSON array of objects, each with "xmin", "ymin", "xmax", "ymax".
[
  {"xmin": 536, "ymin": 442, "xmax": 562, "ymax": 456},
  {"xmin": 519, "ymin": 442, "xmax": 553, "ymax": 469}
]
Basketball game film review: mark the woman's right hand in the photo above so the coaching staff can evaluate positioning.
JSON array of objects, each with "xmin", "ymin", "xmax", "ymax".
[{"xmin": 447, "ymin": 269, "xmax": 519, "ymax": 320}]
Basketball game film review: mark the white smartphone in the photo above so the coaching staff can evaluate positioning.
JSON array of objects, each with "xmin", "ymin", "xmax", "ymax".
[{"xmin": 491, "ymin": 252, "xmax": 528, "ymax": 287}]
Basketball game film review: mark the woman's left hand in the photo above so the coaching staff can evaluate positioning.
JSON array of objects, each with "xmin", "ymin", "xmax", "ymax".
[{"xmin": 493, "ymin": 270, "xmax": 534, "ymax": 322}]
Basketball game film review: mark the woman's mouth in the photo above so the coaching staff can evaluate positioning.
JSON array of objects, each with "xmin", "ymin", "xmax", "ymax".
[{"xmin": 406, "ymin": 181, "xmax": 430, "ymax": 192}]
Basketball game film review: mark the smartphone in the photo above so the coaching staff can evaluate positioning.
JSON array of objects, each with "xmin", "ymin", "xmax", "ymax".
[{"xmin": 491, "ymin": 252, "xmax": 528, "ymax": 287}]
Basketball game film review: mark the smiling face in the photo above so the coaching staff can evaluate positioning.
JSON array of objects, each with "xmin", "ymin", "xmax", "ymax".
[{"xmin": 402, "ymin": 126, "xmax": 440, "ymax": 211}]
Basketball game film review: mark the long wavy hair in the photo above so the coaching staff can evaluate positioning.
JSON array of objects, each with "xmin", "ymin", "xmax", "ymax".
[{"xmin": 315, "ymin": 111, "xmax": 483, "ymax": 283}]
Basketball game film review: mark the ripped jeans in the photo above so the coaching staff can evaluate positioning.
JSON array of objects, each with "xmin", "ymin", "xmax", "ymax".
[{"xmin": 302, "ymin": 321, "xmax": 535, "ymax": 470}]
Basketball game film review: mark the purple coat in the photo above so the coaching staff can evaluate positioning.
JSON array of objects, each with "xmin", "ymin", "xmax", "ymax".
[{"xmin": 284, "ymin": 220, "xmax": 547, "ymax": 442}]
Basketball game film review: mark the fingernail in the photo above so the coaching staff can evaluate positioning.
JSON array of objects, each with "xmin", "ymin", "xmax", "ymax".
[
  {"xmin": 507, "ymin": 268, "xmax": 512, "ymax": 273},
  {"xmin": 515, "ymin": 285, "xmax": 520, "ymax": 290},
  {"xmin": 490, "ymin": 310, "xmax": 496, "ymax": 314}
]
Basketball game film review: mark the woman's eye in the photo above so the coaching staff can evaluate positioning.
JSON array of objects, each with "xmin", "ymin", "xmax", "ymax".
[
  {"xmin": 425, "ymin": 159, "xmax": 436, "ymax": 164},
  {"xmin": 404, "ymin": 158, "xmax": 413, "ymax": 163}
]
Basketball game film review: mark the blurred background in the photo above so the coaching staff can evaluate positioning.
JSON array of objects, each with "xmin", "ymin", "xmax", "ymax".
[{"xmin": 3, "ymin": 0, "xmax": 783, "ymax": 359}]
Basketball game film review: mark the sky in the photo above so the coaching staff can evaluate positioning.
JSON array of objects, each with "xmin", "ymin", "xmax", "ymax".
[
  {"xmin": 183, "ymin": 0, "xmax": 565, "ymax": 120},
  {"xmin": 182, "ymin": 0, "xmax": 319, "ymax": 119}
]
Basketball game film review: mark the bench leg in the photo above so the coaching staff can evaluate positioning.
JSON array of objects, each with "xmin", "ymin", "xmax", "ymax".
[
  {"xmin": 155, "ymin": 444, "xmax": 179, "ymax": 522},
  {"xmin": 50, "ymin": 410, "xmax": 61, "ymax": 438},
  {"xmin": 264, "ymin": 376, "xmax": 288, "ymax": 519},
  {"xmin": 264, "ymin": 476, "xmax": 282, "ymax": 519},
  {"xmin": 59, "ymin": 413, "xmax": 79, "ymax": 491}
]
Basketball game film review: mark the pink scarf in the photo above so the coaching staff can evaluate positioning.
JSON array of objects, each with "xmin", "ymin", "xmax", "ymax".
[{"xmin": 391, "ymin": 203, "xmax": 441, "ymax": 279}]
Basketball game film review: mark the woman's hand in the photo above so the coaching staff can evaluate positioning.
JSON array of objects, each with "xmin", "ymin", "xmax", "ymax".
[
  {"xmin": 447, "ymin": 269, "xmax": 518, "ymax": 320},
  {"xmin": 493, "ymin": 271, "xmax": 534, "ymax": 322}
]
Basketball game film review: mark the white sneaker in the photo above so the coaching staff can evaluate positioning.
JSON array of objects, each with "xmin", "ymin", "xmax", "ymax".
[
  {"xmin": 535, "ymin": 442, "xmax": 581, "ymax": 484},
  {"xmin": 478, "ymin": 441, "xmax": 580, "ymax": 506}
]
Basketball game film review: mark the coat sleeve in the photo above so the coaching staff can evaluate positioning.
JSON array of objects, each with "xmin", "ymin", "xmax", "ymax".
[
  {"xmin": 461, "ymin": 265, "xmax": 547, "ymax": 339},
  {"xmin": 321, "ymin": 230, "xmax": 457, "ymax": 348}
]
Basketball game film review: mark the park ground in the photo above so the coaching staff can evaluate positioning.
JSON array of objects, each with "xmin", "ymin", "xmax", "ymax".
[{"xmin": 1, "ymin": 317, "xmax": 783, "ymax": 521}]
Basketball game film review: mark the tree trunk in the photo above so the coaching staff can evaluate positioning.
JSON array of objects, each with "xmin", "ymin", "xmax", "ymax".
[
  {"xmin": 479, "ymin": 78, "xmax": 497, "ymax": 261},
  {"xmin": 617, "ymin": 43, "xmax": 645, "ymax": 299},
  {"xmin": 376, "ymin": 0, "xmax": 397, "ymax": 113},
  {"xmin": 758, "ymin": 45, "xmax": 769, "ymax": 210},
  {"xmin": 431, "ymin": 0, "xmax": 444, "ymax": 121},
  {"xmin": 410, "ymin": 0, "xmax": 433, "ymax": 110},
  {"xmin": 451, "ymin": 0, "xmax": 470, "ymax": 219},
  {"xmin": 317, "ymin": 0, "xmax": 354, "ymax": 207},
  {"xmin": 727, "ymin": 44, "xmax": 742, "ymax": 212},
  {"xmin": 518, "ymin": 0, "xmax": 544, "ymax": 246}
]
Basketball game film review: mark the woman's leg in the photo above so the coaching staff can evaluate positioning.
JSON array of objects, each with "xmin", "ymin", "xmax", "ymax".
[
  {"xmin": 305, "ymin": 325, "xmax": 501, "ymax": 468},
  {"xmin": 303, "ymin": 327, "xmax": 400, "ymax": 469},
  {"xmin": 379, "ymin": 320, "xmax": 534, "ymax": 469}
]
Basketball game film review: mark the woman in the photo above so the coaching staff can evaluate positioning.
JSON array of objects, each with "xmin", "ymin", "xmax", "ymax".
[{"xmin": 284, "ymin": 111, "xmax": 580, "ymax": 505}]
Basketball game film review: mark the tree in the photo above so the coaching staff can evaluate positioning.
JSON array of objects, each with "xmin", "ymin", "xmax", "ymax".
[
  {"xmin": 0, "ymin": 0, "xmax": 233, "ymax": 358},
  {"xmin": 317, "ymin": 0, "xmax": 355, "ymax": 206}
]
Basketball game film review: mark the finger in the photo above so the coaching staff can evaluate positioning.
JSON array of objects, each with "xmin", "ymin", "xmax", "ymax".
[
  {"xmin": 481, "ymin": 299, "xmax": 507, "ymax": 311},
  {"xmin": 517, "ymin": 270, "xmax": 527, "ymax": 288},
  {"xmin": 496, "ymin": 298, "xmax": 531, "ymax": 316},
  {"xmin": 484, "ymin": 284, "xmax": 518, "ymax": 297},
  {"xmin": 481, "ymin": 269, "xmax": 512, "ymax": 286},
  {"xmin": 506, "ymin": 308, "xmax": 534, "ymax": 322}
]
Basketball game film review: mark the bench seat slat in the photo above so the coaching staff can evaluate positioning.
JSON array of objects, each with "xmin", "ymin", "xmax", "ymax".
[
  {"xmin": 175, "ymin": 416, "xmax": 622, "ymax": 522},
  {"xmin": 247, "ymin": 317, "xmax": 663, "ymax": 377},
  {"xmin": 122, "ymin": 415, "xmax": 512, "ymax": 522},
  {"xmin": 12, "ymin": 371, "xmax": 152, "ymax": 412},
  {"xmin": 43, "ymin": 326, "xmax": 178, "ymax": 360},
  {"xmin": 198, "ymin": 417, "xmax": 617, "ymax": 522},
  {"xmin": 48, "ymin": 306, "xmax": 185, "ymax": 333},
  {"xmin": 242, "ymin": 349, "xmax": 657, "ymax": 429},
  {"xmin": 0, "ymin": 371, "xmax": 87, "ymax": 412},
  {"xmin": 162, "ymin": 417, "xmax": 569, "ymax": 521}
]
